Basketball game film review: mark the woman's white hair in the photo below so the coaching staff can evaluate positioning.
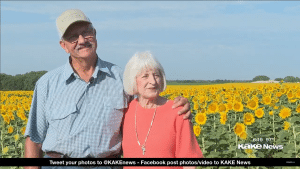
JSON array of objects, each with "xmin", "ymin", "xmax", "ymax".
[{"xmin": 123, "ymin": 51, "xmax": 166, "ymax": 96}]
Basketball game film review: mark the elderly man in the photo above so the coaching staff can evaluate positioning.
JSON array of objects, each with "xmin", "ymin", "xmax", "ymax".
[{"xmin": 24, "ymin": 9, "xmax": 190, "ymax": 168}]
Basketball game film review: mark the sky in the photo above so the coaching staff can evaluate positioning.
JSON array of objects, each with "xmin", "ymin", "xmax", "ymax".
[{"xmin": 1, "ymin": 1, "xmax": 300, "ymax": 80}]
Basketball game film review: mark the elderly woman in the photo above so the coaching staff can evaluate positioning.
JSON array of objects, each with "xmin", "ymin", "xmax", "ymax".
[{"xmin": 122, "ymin": 51, "xmax": 203, "ymax": 168}]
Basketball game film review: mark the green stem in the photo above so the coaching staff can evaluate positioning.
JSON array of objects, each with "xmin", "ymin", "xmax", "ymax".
[
  {"xmin": 1, "ymin": 132, "xmax": 3, "ymax": 152},
  {"xmin": 273, "ymin": 112, "xmax": 275, "ymax": 135},
  {"xmin": 236, "ymin": 135, "xmax": 238, "ymax": 157},
  {"xmin": 260, "ymin": 119, "xmax": 261, "ymax": 135},
  {"xmin": 214, "ymin": 114, "xmax": 215, "ymax": 130},
  {"xmin": 214, "ymin": 114, "xmax": 216, "ymax": 153},
  {"xmin": 289, "ymin": 128, "xmax": 291, "ymax": 144},
  {"xmin": 1, "ymin": 123, "xmax": 4, "ymax": 152},
  {"xmin": 235, "ymin": 112, "xmax": 237, "ymax": 121},
  {"xmin": 273, "ymin": 114, "xmax": 276, "ymax": 144},
  {"xmin": 293, "ymin": 126, "xmax": 297, "ymax": 155},
  {"xmin": 202, "ymin": 136, "xmax": 205, "ymax": 154},
  {"xmin": 229, "ymin": 120, "xmax": 231, "ymax": 140}
]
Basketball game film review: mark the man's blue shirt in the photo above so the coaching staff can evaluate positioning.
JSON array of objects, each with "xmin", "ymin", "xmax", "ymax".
[{"xmin": 24, "ymin": 56, "xmax": 128, "ymax": 158}]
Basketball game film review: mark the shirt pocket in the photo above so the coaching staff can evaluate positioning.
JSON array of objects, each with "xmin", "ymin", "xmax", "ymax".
[
  {"xmin": 49, "ymin": 104, "xmax": 78, "ymax": 141},
  {"xmin": 103, "ymin": 96, "xmax": 126, "ymax": 110}
]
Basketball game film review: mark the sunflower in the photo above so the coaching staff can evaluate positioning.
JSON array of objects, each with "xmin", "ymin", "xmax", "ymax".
[
  {"xmin": 276, "ymin": 92, "xmax": 283, "ymax": 98},
  {"xmin": 243, "ymin": 96, "xmax": 250, "ymax": 103},
  {"xmin": 208, "ymin": 102, "xmax": 218, "ymax": 114},
  {"xmin": 195, "ymin": 113, "xmax": 207, "ymax": 125},
  {"xmin": 13, "ymin": 105, "xmax": 18, "ymax": 111},
  {"xmin": 296, "ymin": 105, "xmax": 300, "ymax": 113},
  {"xmin": 247, "ymin": 99, "xmax": 259, "ymax": 110},
  {"xmin": 226, "ymin": 95, "xmax": 233, "ymax": 102},
  {"xmin": 9, "ymin": 113, "xmax": 15, "ymax": 120},
  {"xmin": 17, "ymin": 109, "xmax": 25, "ymax": 118},
  {"xmin": 193, "ymin": 125, "xmax": 201, "ymax": 137},
  {"xmin": 199, "ymin": 108, "xmax": 206, "ymax": 114},
  {"xmin": 262, "ymin": 96, "xmax": 272, "ymax": 105},
  {"xmin": 279, "ymin": 107, "xmax": 291, "ymax": 119},
  {"xmin": 245, "ymin": 149, "xmax": 253, "ymax": 154},
  {"xmin": 218, "ymin": 103, "xmax": 228, "ymax": 113},
  {"xmin": 283, "ymin": 121, "xmax": 290, "ymax": 130},
  {"xmin": 258, "ymin": 85, "xmax": 264, "ymax": 91},
  {"xmin": 8, "ymin": 126, "xmax": 13, "ymax": 134},
  {"xmin": 7, "ymin": 110, "xmax": 14, "ymax": 118},
  {"xmin": 289, "ymin": 98, "xmax": 298, "ymax": 103},
  {"xmin": 14, "ymin": 103, "xmax": 19, "ymax": 110},
  {"xmin": 234, "ymin": 122, "xmax": 245, "ymax": 136},
  {"xmin": 2, "ymin": 147, "xmax": 9, "ymax": 155},
  {"xmin": 245, "ymin": 89, "xmax": 251, "ymax": 95},
  {"xmin": 199, "ymin": 96, "xmax": 206, "ymax": 103},
  {"xmin": 1, "ymin": 105, "xmax": 7, "ymax": 111},
  {"xmin": 227, "ymin": 102, "xmax": 233, "ymax": 111},
  {"xmin": 23, "ymin": 104, "xmax": 30, "ymax": 111},
  {"xmin": 183, "ymin": 91, "xmax": 189, "ymax": 98},
  {"xmin": 220, "ymin": 112, "xmax": 227, "ymax": 125},
  {"xmin": 244, "ymin": 112, "xmax": 255, "ymax": 125},
  {"xmin": 296, "ymin": 90, "xmax": 300, "ymax": 98},
  {"xmin": 255, "ymin": 108, "xmax": 264, "ymax": 118},
  {"xmin": 8, "ymin": 105, "xmax": 14, "ymax": 111},
  {"xmin": 14, "ymin": 134, "xmax": 20, "ymax": 141},
  {"xmin": 239, "ymin": 131, "xmax": 247, "ymax": 140},
  {"xmin": 3, "ymin": 115, "xmax": 10, "ymax": 124},
  {"xmin": 20, "ymin": 127, "xmax": 26, "ymax": 135},
  {"xmin": 269, "ymin": 111, "xmax": 274, "ymax": 116},
  {"xmin": 233, "ymin": 101, "xmax": 243, "ymax": 112},
  {"xmin": 192, "ymin": 96, "xmax": 198, "ymax": 103},
  {"xmin": 287, "ymin": 91, "xmax": 294, "ymax": 99},
  {"xmin": 211, "ymin": 89, "xmax": 216, "ymax": 95},
  {"xmin": 234, "ymin": 96, "xmax": 242, "ymax": 102},
  {"xmin": 0, "ymin": 104, "xmax": 3, "ymax": 111},
  {"xmin": 20, "ymin": 113, "xmax": 27, "ymax": 121},
  {"xmin": 193, "ymin": 102, "xmax": 199, "ymax": 110},
  {"xmin": 248, "ymin": 154, "xmax": 257, "ymax": 158},
  {"xmin": 0, "ymin": 108, "xmax": 5, "ymax": 116}
]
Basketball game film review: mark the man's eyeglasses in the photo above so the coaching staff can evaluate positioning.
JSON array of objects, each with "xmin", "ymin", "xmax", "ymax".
[{"xmin": 63, "ymin": 27, "xmax": 95, "ymax": 44}]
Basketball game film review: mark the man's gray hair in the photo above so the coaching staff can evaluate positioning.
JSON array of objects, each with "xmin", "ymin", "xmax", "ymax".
[{"xmin": 123, "ymin": 51, "xmax": 167, "ymax": 95}]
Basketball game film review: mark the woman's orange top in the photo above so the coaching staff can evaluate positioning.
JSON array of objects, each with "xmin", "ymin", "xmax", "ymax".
[{"xmin": 122, "ymin": 99, "xmax": 203, "ymax": 168}]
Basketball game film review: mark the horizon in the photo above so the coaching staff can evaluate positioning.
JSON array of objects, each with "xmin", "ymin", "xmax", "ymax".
[{"xmin": 0, "ymin": 71, "xmax": 293, "ymax": 82}]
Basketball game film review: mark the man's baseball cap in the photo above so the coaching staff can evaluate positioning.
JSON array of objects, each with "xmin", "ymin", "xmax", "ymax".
[{"xmin": 56, "ymin": 9, "xmax": 92, "ymax": 39}]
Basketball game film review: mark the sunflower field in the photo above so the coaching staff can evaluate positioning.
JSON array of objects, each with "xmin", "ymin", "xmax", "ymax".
[
  {"xmin": 160, "ymin": 83, "xmax": 300, "ymax": 158},
  {"xmin": 1, "ymin": 83, "xmax": 300, "ymax": 161},
  {"xmin": 0, "ymin": 91, "xmax": 31, "ymax": 158}
]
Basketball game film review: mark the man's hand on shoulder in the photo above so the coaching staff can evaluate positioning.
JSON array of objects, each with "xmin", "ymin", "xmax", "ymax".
[{"xmin": 172, "ymin": 96, "xmax": 192, "ymax": 120}]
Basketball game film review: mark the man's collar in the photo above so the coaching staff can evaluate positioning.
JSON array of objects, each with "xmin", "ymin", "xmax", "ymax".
[{"xmin": 63, "ymin": 55, "xmax": 111, "ymax": 82}]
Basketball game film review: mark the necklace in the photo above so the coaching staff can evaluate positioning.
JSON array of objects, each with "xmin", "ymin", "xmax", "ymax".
[{"xmin": 135, "ymin": 102, "xmax": 157, "ymax": 156}]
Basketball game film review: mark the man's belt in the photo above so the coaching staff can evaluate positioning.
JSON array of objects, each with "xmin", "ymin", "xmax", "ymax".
[{"xmin": 46, "ymin": 152, "xmax": 120, "ymax": 158}]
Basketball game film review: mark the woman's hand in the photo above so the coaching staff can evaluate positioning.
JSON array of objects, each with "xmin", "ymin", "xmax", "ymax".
[{"xmin": 172, "ymin": 96, "xmax": 191, "ymax": 120}]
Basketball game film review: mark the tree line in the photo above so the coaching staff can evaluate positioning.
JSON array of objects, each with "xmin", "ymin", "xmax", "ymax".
[
  {"xmin": 0, "ymin": 72, "xmax": 299, "ymax": 91},
  {"xmin": 252, "ymin": 75, "xmax": 300, "ymax": 82},
  {"xmin": 0, "ymin": 71, "xmax": 47, "ymax": 91}
]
